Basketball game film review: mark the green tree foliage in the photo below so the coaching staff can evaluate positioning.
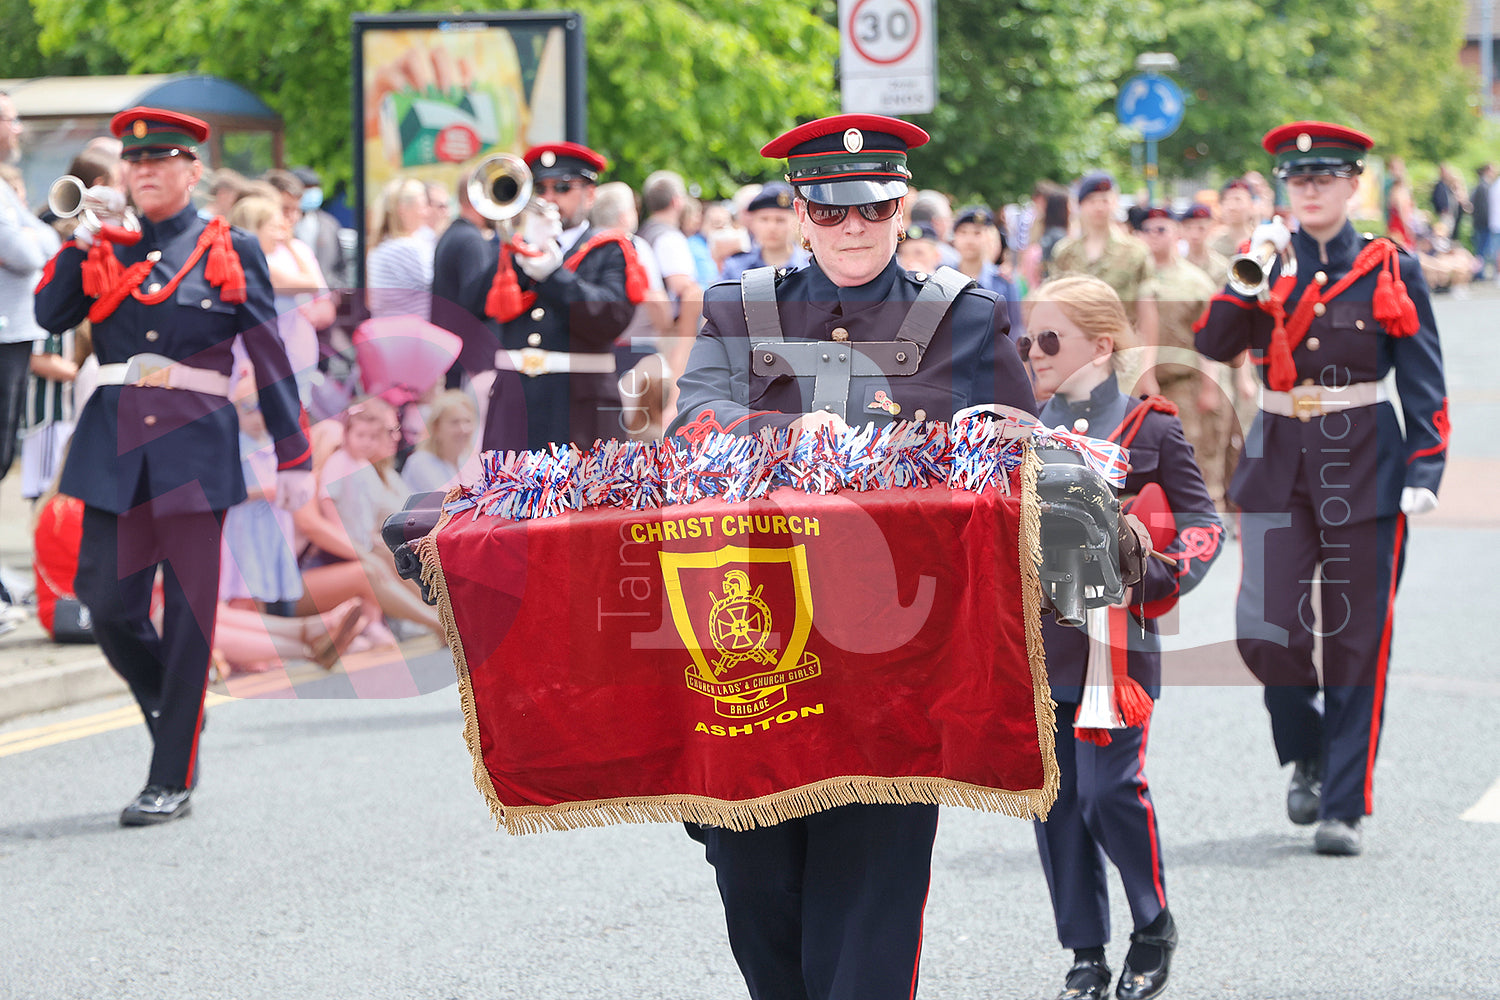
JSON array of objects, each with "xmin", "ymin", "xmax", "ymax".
[
  {"xmin": 25, "ymin": 0, "xmax": 839, "ymax": 196},
  {"xmin": 1141, "ymin": 0, "xmax": 1473, "ymax": 183},
  {"xmin": 1150, "ymin": 0, "xmax": 1366, "ymax": 179},
  {"xmin": 909, "ymin": 0, "xmax": 1157, "ymax": 205},
  {"xmin": 17, "ymin": 0, "xmax": 1478, "ymax": 204},
  {"xmin": 0, "ymin": 0, "xmax": 125, "ymax": 78},
  {"xmin": 1323, "ymin": 0, "xmax": 1473, "ymax": 163}
]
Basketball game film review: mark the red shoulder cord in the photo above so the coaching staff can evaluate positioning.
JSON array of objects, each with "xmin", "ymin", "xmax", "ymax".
[
  {"xmin": 1260, "ymin": 238, "xmax": 1417, "ymax": 392},
  {"xmin": 485, "ymin": 228, "xmax": 649, "ymax": 321},
  {"xmin": 1107, "ymin": 394, "xmax": 1178, "ymax": 448},
  {"xmin": 84, "ymin": 217, "xmax": 246, "ymax": 324}
]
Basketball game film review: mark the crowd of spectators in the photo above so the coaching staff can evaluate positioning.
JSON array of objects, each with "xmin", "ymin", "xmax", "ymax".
[{"xmin": 2, "ymin": 99, "xmax": 1495, "ymax": 672}]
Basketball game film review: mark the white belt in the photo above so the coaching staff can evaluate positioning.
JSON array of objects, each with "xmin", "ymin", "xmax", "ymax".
[
  {"xmin": 96, "ymin": 354, "xmax": 232, "ymax": 397},
  {"xmin": 497, "ymin": 347, "xmax": 617, "ymax": 378},
  {"xmin": 1259, "ymin": 380, "xmax": 1387, "ymax": 422}
]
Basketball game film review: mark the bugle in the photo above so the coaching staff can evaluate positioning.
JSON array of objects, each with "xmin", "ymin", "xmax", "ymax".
[
  {"xmin": 466, "ymin": 154, "xmax": 537, "ymax": 226},
  {"xmin": 47, "ymin": 175, "xmax": 140, "ymax": 236},
  {"xmin": 1228, "ymin": 234, "xmax": 1296, "ymax": 297},
  {"xmin": 1073, "ymin": 606, "xmax": 1123, "ymax": 731}
]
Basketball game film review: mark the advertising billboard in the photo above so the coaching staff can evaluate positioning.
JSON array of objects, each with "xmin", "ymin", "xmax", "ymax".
[{"xmin": 351, "ymin": 11, "xmax": 586, "ymax": 284}]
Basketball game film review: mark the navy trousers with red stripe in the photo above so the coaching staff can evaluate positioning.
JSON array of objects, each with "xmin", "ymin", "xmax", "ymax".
[
  {"xmin": 1035, "ymin": 713, "xmax": 1166, "ymax": 949},
  {"xmin": 76, "ymin": 503, "xmax": 223, "ymax": 790},
  {"xmin": 1236, "ymin": 505, "xmax": 1407, "ymax": 820},
  {"xmin": 689, "ymin": 803, "xmax": 937, "ymax": 1000}
]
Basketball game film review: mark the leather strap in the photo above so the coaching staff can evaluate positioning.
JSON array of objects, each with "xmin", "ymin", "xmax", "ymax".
[
  {"xmin": 741, "ymin": 267, "xmax": 783, "ymax": 343},
  {"xmin": 892, "ymin": 266, "xmax": 973, "ymax": 359}
]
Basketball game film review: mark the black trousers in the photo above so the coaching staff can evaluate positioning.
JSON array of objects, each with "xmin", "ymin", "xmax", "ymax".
[
  {"xmin": 690, "ymin": 803, "xmax": 938, "ymax": 1000},
  {"xmin": 0, "ymin": 339, "xmax": 33, "ymax": 478},
  {"xmin": 1035, "ymin": 708, "xmax": 1166, "ymax": 950},
  {"xmin": 76, "ymin": 502, "xmax": 224, "ymax": 789},
  {"xmin": 1237, "ymin": 505, "xmax": 1408, "ymax": 820}
]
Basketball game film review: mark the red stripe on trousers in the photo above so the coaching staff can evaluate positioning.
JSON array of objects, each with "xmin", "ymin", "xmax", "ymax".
[
  {"xmin": 1135, "ymin": 715, "xmax": 1167, "ymax": 911},
  {"xmin": 908, "ymin": 813, "xmax": 937, "ymax": 1000},
  {"xmin": 1366, "ymin": 514, "xmax": 1406, "ymax": 813}
]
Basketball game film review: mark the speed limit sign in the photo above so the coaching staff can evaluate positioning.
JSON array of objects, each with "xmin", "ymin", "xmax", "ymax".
[{"xmin": 839, "ymin": 0, "xmax": 935, "ymax": 114}]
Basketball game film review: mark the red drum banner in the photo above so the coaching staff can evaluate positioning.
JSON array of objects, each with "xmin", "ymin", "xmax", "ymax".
[{"xmin": 420, "ymin": 461, "xmax": 1056, "ymax": 835}]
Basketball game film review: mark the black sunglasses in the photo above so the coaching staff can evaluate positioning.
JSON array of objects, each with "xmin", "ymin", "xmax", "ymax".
[
  {"xmin": 536, "ymin": 179, "xmax": 576, "ymax": 195},
  {"xmin": 1016, "ymin": 330, "xmax": 1061, "ymax": 357},
  {"xmin": 805, "ymin": 199, "xmax": 901, "ymax": 227}
]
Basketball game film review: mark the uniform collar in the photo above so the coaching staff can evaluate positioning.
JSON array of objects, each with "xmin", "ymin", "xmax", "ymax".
[
  {"xmin": 805, "ymin": 255, "xmax": 901, "ymax": 312},
  {"xmin": 140, "ymin": 202, "xmax": 201, "ymax": 246},
  {"xmin": 1039, "ymin": 372, "xmax": 1123, "ymax": 430},
  {"xmin": 1293, "ymin": 219, "xmax": 1359, "ymax": 262}
]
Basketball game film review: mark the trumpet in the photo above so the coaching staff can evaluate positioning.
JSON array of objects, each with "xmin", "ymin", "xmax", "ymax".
[
  {"xmin": 47, "ymin": 175, "xmax": 141, "ymax": 236},
  {"xmin": 466, "ymin": 153, "xmax": 538, "ymax": 227},
  {"xmin": 1074, "ymin": 606, "xmax": 1123, "ymax": 731},
  {"xmin": 1228, "ymin": 231, "xmax": 1297, "ymax": 297}
]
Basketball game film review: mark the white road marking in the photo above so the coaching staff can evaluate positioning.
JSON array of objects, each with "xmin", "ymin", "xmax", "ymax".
[{"xmin": 1461, "ymin": 775, "xmax": 1500, "ymax": 823}]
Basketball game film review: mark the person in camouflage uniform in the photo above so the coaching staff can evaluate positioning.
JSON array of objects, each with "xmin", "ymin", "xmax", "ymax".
[
  {"xmin": 1048, "ymin": 172, "xmax": 1154, "ymax": 395},
  {"xmin": 1209, "ymin": 178, "xmax": 1257, "ymax": 260},
  {"xmin": 1179, "ymin": 203, "xmax": 1229, "ymax": 286},
  {"xmin": 1137, "ymin": 207, "xmax": 1232, "ymax": 510}
]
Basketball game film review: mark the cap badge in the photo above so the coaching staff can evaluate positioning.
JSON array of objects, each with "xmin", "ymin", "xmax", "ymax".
[
  {"xmin": 1296, "ymin": 132, "xmax": 1312, "ymax": 152},
  {"xmin": 133, "ymin": 120, "xmax": 148, "ymax": 139},
  {"xmin": 777, "ymin": 190, "xmax": 791, "ymax": 208},
  {"xmin": 843, "ymin": 129, "xmax": 864, "ymax": 154},
  {"xmin": 540, "ymin": 151, "xmax": 557, "ymax": 167}
]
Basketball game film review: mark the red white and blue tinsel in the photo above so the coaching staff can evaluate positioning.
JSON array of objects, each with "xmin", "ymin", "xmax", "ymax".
[{"xmin": 444, "ymin": 415, "xmax": 1128, "ymax": 523}]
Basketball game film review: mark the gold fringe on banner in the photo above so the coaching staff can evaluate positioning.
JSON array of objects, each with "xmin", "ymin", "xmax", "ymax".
[{"xmin": 418, "ymin": 447, "xmax": 1059, "ymax": 836}]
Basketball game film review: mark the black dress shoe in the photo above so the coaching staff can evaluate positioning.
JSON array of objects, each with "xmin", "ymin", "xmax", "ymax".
[
  {"xmin": 1314, "ymin": 817, "xmax": 1362, "ymax": 856},
  {"xmin": 1117, "ymin": 912, "xmax": 1177, "ymax": 1000},
  {"xmin": 119, "ymin": 785, "xmax": 192, "ymax": 826},
  {"xmin": 1286, "ymin": 757, "xmax": 1321, "ymax": 825},
  {"xmin": 1057, "ymin": 958, "xmax": 1112, "ymax": 1000}
]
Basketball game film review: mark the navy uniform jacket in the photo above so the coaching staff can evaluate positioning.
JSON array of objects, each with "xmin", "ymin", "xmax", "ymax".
[
  {"xmin": 430, "ymin": 217, "xmax": 498, "ymax": 379},
  {"xmin": 461, "ymin": 225, "xmax": 633, "ymax": 451},
  {"xmin": 670, "ymin": 257, "xmax": 1035, "ymax": 434},
  {"xmin": 1038, "ymin": 377, "xmax": 1223, "ymax": 701},
  {"xmin": 1195, "ymin": 222, "xmax": 1447, "ymax": 524},
  {"xmin": 33, "ymin": 204, "xmax": 309, "ymax": 514}
]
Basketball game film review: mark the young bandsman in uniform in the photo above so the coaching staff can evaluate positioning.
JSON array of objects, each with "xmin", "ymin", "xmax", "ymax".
[
  {"xmin": 32, "ymin": 108, "xmax": 313, "ymax": 825},
  {"xmin": 1025, "ymin": 275, "xmax": 1222, "ymax": 1000},
  {"xmin": 463, "ymin": 141, "xmax": 644, "ymax": 452},
  {"xmin": 1195, "ymin": 122, "xmax": 1447, "ymax": 856}
]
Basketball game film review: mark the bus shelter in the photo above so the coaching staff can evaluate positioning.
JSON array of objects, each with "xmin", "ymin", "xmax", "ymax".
[{"xmin": 0, "ymin": 74, "xmax": 283, "ymax": 209}]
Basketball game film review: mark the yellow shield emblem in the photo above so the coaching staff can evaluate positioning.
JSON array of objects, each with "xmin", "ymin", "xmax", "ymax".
[{"xmin": 661, "ymin": 544, "xmax": 821, "ymax": 719}]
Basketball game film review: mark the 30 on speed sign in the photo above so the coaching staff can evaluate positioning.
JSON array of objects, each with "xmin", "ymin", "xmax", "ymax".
[{"xmin": 839, "ymin": 0, "xmax": 935, "ymax": 114}]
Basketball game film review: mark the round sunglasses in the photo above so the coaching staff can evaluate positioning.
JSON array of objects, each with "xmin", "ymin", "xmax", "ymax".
[
  {"xmin": 536, "ymin": 179, "xmax": 577, "ymax": 195},
  {"xmin": 805, "ymin": 199, "xmax": 901, "ymax": 227},
  {"xmin": 1016, "ymin": 330, "xmax": 1061, "ymax": 357}
]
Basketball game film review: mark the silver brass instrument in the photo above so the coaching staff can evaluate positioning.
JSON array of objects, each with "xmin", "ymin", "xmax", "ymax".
[
  {"xmin": 466, "ymin": 153, "xmax": 537, "ymax": 227},
  {"xmin": 1074, "ymin": 606, "xmax": 1123, "ymax": 731},
  {"xmin": 47, "ymin": 175, "xmax": 140, "ymax": 235},
  {"xmin": 1228, "ymin": 233, "xmax": 1296, "ymax": 297}
]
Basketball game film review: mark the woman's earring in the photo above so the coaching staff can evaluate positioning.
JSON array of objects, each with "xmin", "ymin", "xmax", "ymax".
[
  {"xmin": 897, "ymin": 229, "xmax": 907, "ymax": 243},
  {"xmin": 801, "ymin": 237, "xmax": 812, "ymax": 251}
]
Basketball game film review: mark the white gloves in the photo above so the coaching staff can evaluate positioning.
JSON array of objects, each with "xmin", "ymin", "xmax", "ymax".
[
  {"xmin": 1250, "ymin": 218, "xmax": 1292, "ymax": 253},
  {"xmin": 517, "ymin": 204, "xmax": 564, "ymax": 281},
  {"xmin": 516, "ymin": 239, "xmax": 563, "ymax": 282},
  {"xmin": 275, "ymin": 470, "xmax": 316, "ymax": 512},
  {"xmin": 83, "ymin": 185, "xmax": 127, "ymax": 219},
  {"xmin": 71, "ymin": 186, "xmax": 129, "ymax": 247},
  {"xmin": 1400, "ymin": 486, "xmax": 1438, "ymax": 516}
]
